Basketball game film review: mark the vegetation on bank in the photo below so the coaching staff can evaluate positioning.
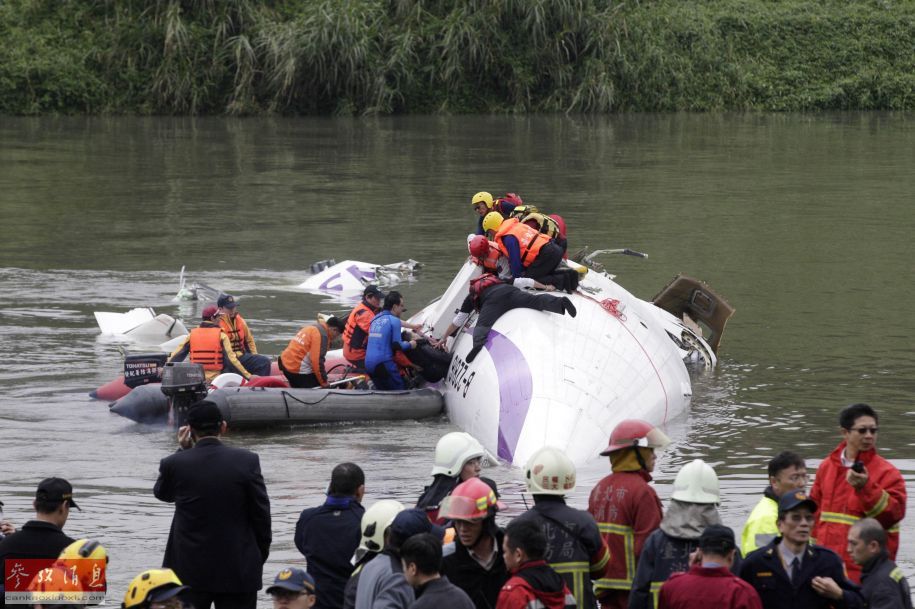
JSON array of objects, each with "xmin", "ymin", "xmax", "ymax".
[{"xmin": 2, "ymin": 0, "xmax": 914, "ymax": 115}]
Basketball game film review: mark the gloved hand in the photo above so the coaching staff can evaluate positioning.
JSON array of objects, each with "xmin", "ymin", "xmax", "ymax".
[{"xmin": 465, "ymin": 345, "xmax": 482, "ymax": 363}]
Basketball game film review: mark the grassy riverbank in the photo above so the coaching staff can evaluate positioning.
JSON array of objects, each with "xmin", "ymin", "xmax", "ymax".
[{"xmin": 2, "ymin": 0, "xmax": 914, "ymax": 115}]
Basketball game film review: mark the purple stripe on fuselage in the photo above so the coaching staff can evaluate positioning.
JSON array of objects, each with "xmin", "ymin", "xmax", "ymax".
[
  {"xmin": 485, "ymin": 329, "xmax": 534, "ymax": 461},
  {"xmin": 318, "ymin": 264, "xmax": 377, "ymax": 291}
]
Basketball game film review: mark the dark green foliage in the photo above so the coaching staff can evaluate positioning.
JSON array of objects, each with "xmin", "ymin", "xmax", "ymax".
[{"xmin": 1, "ymin": 0, "xmax": 915, "ymax": 114}]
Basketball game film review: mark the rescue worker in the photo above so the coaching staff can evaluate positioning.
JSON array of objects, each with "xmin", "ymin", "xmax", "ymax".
[
  {"xmin": 343, "ymin": 500, "xmax": 405, "ymax": 609},
  {"xmin": 483, "ymin": 213, "xmax": 566, "ymax": 286},
  {"xmin": 364, "ymin": 291, "xmax": 422, "ymax": 390},
  {"xmin": 167, "ymin": 305, "xmax": 255, "ymax": 382},
  {"xmin": 809, "ymin": 403, "xmax": 905, "ymax": 583},
  {"xmin": 588, "ymin": 420, "xmax": 670, "ymax": 609},
  {"xmin": 658, "ymin": 526, "xmax": 761, "ymax": 609},
  {"xmin": 279, "ymin": 317, "xmax": 345, "ymax": 388},
  {"xmin": 440, "ymin": 478, "xmax": 510, "ymax": 609},
  {"xmin": 740, "ymin": 451, "xmax": 807, "ymax": 556},
  {"xmin": 812, "ymin": 517, "xmax": 912, "ymax": 609},
  {"xmin": 401, "ymin": 533, "xmax": 475, "ymax": 609},
  {"xmin": 416, "ymin": 432, "xmax": 488, "ymax": 523},
  {"xmin": 437, "ymin": 272, "xmax": 575, "ymax": 363},
  {"xmin": 471, "ymin": 192, "xmax": 521, "ymax": 235},
  {"xmin": 508, "ymin": 206, "xmax": 567, "ymax": 254},
  {"xmin": 630, "ymin": 460, "xmax": 735, "ymax": 609},
  {"xmin": 515, "ymin": 446, "xmax": 611, "ymax": 609},
  {"xmin": 738, "ymin": 491, "xmax": 862, "ymax": 609},
  {"xmin": 467, "ymin": 236, "xmax": 557, "ymax": 291},
  {"xmin": 496, "ymin": 519, "xmax": 577, "ymax": 609},
  {"xmin": 216, "ymin": 294, "xmax": 272, "ymax": 377},
  {"xmin": 343, "ymin": 286, "xmax": 385, "ymax": 369},
  {"xmin": 56, "ymin": 539, "xmax": 108, "ymax": 601},
  {"xmin": 121, "ymin": 569, "xmax": 189, "ymax": 609}
]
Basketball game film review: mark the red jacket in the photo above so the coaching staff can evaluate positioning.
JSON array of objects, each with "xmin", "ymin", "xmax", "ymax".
[
  {"xmin": 588, "ymin": 470, "xmax": 663, "ymax": 597},
  {"xmin": 496, "ymin": 561, "xmax": 576, "ymax": 609},
  {"xmin": 809, "ymin": 441, "xmax": 906, "ymax": 582},
  {"xmin": 658, "ymin": 565, "xmax": 762, "ymax": 609}
]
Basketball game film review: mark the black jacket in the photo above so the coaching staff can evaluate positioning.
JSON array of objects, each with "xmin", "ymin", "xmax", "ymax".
[
  {"xmin": 295, "ymin": 496, "xmax": 364, "ymax": 609},
  {"xmin": 0, "ymin": 520, "xmax": 74, "ymax": 606},
  {"xmin": 442, "ymin": 529, "xmax": 509, "ymax": 609},
  {"xmin": 154, "ymin": 437, "xmax": 272, "ymax": 593},
  {"xmin": 410, "ymin": 576, "xmax": 475, "ymax": 609},
  {"xmin": 860, "ymin": 552, "xmax": 913, "ymax": 609},
  {"xmin": 738, "ymin": 538, "xmax": 863, "ymax": 609}
]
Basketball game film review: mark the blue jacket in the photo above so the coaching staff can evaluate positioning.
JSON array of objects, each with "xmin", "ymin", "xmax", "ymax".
[
  {"xmin": 295, "ymin": 496, "xmax": 365, "ymax": 609},
  {"xmin": 365, "ymin": 309, "xmax": 412, "ymax": 369},
  {"xmin": 738, "ymin": 538, "xmax": 863, "ymax": 609}
]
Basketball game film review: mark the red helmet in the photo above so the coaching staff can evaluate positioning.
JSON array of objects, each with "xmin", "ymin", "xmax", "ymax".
[
  {"xmin": 438, "ymin": 478, "xmax": 505, "ymax": 521},
  {"xmin": 468, "ymin": 235, "xmax": 490, "ymax": 259},
  {"xmin": 600, "ymin": 419, "xmax": 671, "ymax": 456}
]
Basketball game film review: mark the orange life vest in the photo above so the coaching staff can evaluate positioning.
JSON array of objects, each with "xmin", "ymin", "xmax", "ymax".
[
  {"xmin": 218, "ymin": 314, "xmax": 249, "ymax": 355},
  {"xmin": 469, "ymin": 273, "xmax": 504, "ymax": 309},
  {"xmin": 472, "ymin": 242, "xmax": 502, "ymax": 274},
  {"xmin": 280, "ymin": 323, "xmax": 330, "ymax": 384},
  {"xmin": 343, "ymin": 301, "xmax": 377, "ymax": 362},
  {"xmin": 188, "ymin": 327, "xmax": 224, "ymax": 371},
  {"xmin": 494, "ymin": 217, "xmax": 550, "ymax": 267}
]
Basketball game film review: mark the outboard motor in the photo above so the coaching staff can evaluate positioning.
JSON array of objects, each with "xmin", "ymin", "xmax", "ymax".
[
  {"xmin": 123, "ymin": 353, "xmax": 168, "ymax": 389},
  {"xmin": 160, "ymin": 362, "xmax": 208, "ymax": 427}
]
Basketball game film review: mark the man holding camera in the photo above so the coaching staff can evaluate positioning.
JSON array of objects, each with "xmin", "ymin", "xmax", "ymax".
[{"xmin": 809, "ymin": 403, "xmax": 905, "ymax": 583}]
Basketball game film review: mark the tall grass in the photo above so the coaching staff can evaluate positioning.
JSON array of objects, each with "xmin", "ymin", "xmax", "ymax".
[{"xmin": 1, "ymin": 0, "xmax": 915, "ymax": 114}]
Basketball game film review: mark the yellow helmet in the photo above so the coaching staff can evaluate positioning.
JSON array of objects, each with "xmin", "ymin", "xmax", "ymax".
[
  {"xmin": 482, "ymin": 212, "xmax": 504, "ymax": 233},
  {"xmin": 122, "ymin": 569, "xmax": 187, "ymax": 609},
  {"xmin": 60, "ymin": 539, "xmax": 108, "ymax": 562},
  {"xmin": 471, "ymin": 191, "xmax": 494, "ymax": 208}
]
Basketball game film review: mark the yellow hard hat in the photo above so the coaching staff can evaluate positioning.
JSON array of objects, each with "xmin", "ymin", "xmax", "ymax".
[
  {"xmin": 471, "ymin": 191, "xmax": 494, "ymax": 208},
  {"xmin": 122, "ymin": 569, "xmax": 187, "ymax": 609},
  {"xmin": 482, "ymin": 212, "xmax": 504, "ymax": 233},
  {"xmin": 60, "ymin": 539, "xmax": 108, "ymax": 562}
]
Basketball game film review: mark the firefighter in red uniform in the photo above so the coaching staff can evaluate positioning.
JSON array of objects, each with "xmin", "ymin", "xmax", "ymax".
[
  {"xmin": 588, "ymin": 420, "xmax": 670, "ymax": 609},
  {"xmin": 167, "ymin": 305, "xmax": 254, "ymax": 381},
  {"xmin": 342, "ymin": 285, "xmax": 385, "ymax": 369},
  {"xmin": 809, "ymin": 403, "xmax": 906, "ymax": 583}
]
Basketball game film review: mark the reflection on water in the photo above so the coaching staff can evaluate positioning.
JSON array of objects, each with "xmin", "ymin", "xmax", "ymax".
[{"xmin": 1, "ymin": 114, "xmax": 914, "ymax": 604}]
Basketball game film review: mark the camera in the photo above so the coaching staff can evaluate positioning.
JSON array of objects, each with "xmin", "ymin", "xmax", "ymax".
[{"xmin": 852, "ymin": 461, "xmax": 865, "ymax": 474}]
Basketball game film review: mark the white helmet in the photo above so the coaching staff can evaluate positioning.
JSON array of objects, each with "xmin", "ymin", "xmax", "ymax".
[
  {"xmin": 524, "ymin": 446, "xmax": 576, "ymax": 496},
  {"xmin": 357, "ymin": 499, "xmax": 405, "ymax": 557},
  {"xmin": 671, "ymin": 459, "xmax": 720, "ymax": 504},
  {"xmin": 431, "ymin": 432, "xmax": 485, "ymax": 477}
]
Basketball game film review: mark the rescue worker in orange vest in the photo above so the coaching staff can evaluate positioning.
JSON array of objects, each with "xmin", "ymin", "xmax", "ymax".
[
  {"xmin": 279, "ymin": 316, "xmax": 345, "ymax": 388},
  {"xmin": 471, "ymin": 191, "xmax": 521, "ymax": 235},
  {"xmin": 436, "ymin": 273, "xmax": 575, "ymax": 363},
  {"xmin": 508, "ymin": 206, "xmax": 568, "ymax": 255},
  {"xmin": 217, "ymin": 293, "xmax": 272, "ymax": 377},
  {"xmin": 342, "ymin": 285, "xmax": 385, "ymax": 370},
  {"xmin": 588, "ymin": 420, "xmax": 670, "ymax": 609},
  {"xmin": 467, "ymin": 236, "xmax": 557, "ymax": 292},
  {"xmin": 809, "ymin": 403, "xmax": 906, "ymax": 583},
  {"xmin": 167, "ymin": 305, "xmax": 255, "ymax": 381},
  {"xmin": 484, "ymin": 213, "xmax": 574, "ymax": 292}
]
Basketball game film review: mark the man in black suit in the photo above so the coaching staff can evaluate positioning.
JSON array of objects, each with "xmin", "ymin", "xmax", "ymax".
[{"xmin": 155, "ymin": 401, "xmax": 272, "ymax": 609}]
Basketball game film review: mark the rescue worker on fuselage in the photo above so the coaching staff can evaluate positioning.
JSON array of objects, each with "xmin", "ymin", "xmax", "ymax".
[
  {"xmin": 364, "ymin": 291, "xmax": 421, "ymax": 390},
  {"xmin": 216, "ymin": 293, "xmax": 272, "ymax": 377},
  {"xmin": 508, "ymin": 206, "xmax": 568, "ymax": 255},
  {"xmin": 167, "ymin": 305, "xmax": 255, "ymax": 382},
  {"xmin": 484, "ymin": 212, "xmax": 576, "ymax": 292},
  {"xmin": 588, "ymin": 420, "xmax": 670, "ymax": 609},
  {"xmin": 279, "ymin": 316, "xmax": 345, "ymax": 389},
  {"xmin": 471, "ymin": 191, "xmax": 521, "ymax": 235},
  {"xmin": 467, "ymin": 235, "xmax": 557, "ymax": 291},
  {"xmin": 416, "ymin": 432, "xmax": 489, "ymax": 524},
  {"xmin": 514, "ymin": 446, "xmax": 611, "ymax": 609},
  {"xmin": 342, "ymin": 285, "xmax": 385, "ymax": 370},
  {"xmin": 436, "ymin": 272, "xmax": 575, "ymax": 363},
  {"xmin": 440, "ymin": 477, "xmax": 511, "ymax": 609}
]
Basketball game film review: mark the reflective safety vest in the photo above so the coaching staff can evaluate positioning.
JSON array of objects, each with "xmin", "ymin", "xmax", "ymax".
[
  {"xmin": 810, "ymin": 441, "xmax": 906, "ymax": 583},
  {"xmin": 740, "ymin": 491, "xmax": 779, "ymax": 556},
  {"xmin": 522, "ymin": 212, "xmax": 562, "ymax": 240},
  {"xmin": 469, "ymin": 273, "xmax": 504, "ymax": 310},
  {"xmin": 189, "ymin": 327, "xmax": 224, "ymax": 371},
  {"xmin": 219, "ymin": 314, "xmax": 251, "ymax": 355},
  {"xmin": 493, "ymin": 218, "xmax": 550, "ymax": 267},
  {"xmin": 343, "ymin": 301, "xmax": 377, "ymax": 362}
]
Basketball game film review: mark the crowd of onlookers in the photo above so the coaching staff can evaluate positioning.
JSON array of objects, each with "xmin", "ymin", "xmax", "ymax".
[{"xmin": 0, "ymin": 402, "xmax": 910, "ymax": 609}]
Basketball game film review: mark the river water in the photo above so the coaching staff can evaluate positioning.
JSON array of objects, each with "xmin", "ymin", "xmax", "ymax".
[{"xmin": 1, "ymin": 114, "xmax": 913, "ymax": 604}]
